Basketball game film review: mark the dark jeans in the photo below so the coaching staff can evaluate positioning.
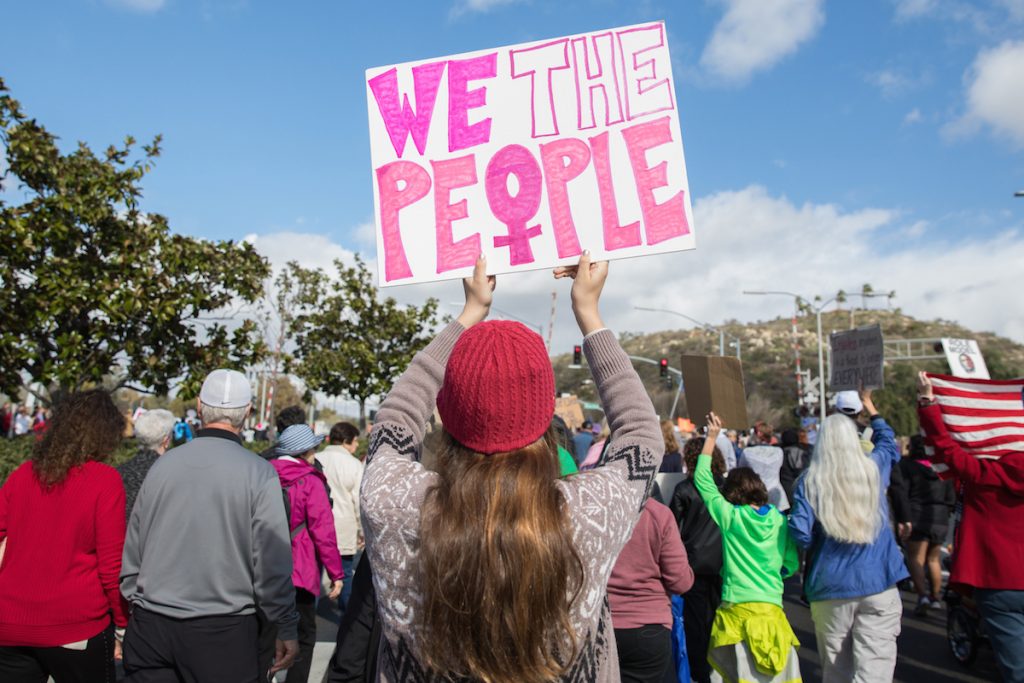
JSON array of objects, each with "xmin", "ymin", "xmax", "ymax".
[
  {"xmin": 339, "ymin": 553, "xmax": 358, "ymax": 614},
  {"xmin": 614, "ymin": 625, "xmax": 675, "ymax": 683},
  {"xmin": 684, "ymin": 574, "xmax": 722, "ymax": 683},
  {"xmin": 975, "ymin": 588, "xmax": 1024, "ymax": 683},
  {"xmin": 285, "ymin": 588, "xmax": 318, "ymax": 683},
  {"xmin": 123, "ymin": 607, "xmax": 259, "ymax": 682},
  {"xmin": 0, "ymin": 623, "xmax": 114, "ymax": 683}
]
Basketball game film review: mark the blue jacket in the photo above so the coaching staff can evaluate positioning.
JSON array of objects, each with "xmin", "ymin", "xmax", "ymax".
[{"xmin": 788, "ymin": 416, "xmax": 910, "ymax": 602}]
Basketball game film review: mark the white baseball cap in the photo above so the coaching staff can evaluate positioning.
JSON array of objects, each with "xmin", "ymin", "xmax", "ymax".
[
  {"xmin": 199, "ymin": 369, "xmax": 252, "ymax": 409},
  {"xmin": 834, "ymin": 391, "xmax": 863, "ymax": 416}
]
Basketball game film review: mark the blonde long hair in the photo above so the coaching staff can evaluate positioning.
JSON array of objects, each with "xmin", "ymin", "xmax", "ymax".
[{"xmin": 803, "ymin": 414, "xmax": 883, "ymax": 544}]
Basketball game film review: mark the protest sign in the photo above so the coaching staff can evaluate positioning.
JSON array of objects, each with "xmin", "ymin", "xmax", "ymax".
[
  {"xmin": 554, "ymin": 395, "xmax": 586, "ymax": 431},
  {"xmin": 680, "ymin": 355, "xmax": 748, "ymax": 430},
  {"xmin": 829, "ymin": 324, "xmax": 884, "ymax": 391},
  {"xmin": 941, "ymin": 338, "xmax": 990, "ymax": 380},
  {"xmin": 366, "ymin": 21, "xmax": 695, "ymax": 286}
]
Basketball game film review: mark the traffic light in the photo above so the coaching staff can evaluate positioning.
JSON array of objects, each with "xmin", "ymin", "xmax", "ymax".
[
  {"xmin": 573, "ymin": 345, "xmax": 582, "ymax": 365},
  {"xmin": 659, "ymin": 358, "xmax": 669, "ymax": 377}
]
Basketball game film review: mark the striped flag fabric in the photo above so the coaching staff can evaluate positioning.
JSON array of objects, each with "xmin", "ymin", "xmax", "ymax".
[{"xmin": 926, "ymin": 373, "xmax": 1024, "ymax": 459}]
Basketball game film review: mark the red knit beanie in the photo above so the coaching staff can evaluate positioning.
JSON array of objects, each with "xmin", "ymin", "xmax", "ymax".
[{"xmin": 437, "ymin": 320, "xmax": 555, "ymax": 455}]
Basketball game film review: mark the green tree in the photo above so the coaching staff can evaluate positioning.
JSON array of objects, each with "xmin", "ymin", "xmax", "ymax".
[
  {"xmin": 0, "ymin": 77, "xmax": 268, "ymax": 403},
  {"xmin": 287, "ymin": 256, "xmax": 441, "ymax": 428}
]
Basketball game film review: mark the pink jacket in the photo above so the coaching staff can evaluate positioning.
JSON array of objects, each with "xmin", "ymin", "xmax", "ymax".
[{"xmin": 272, "ymin": 457, "xmax": 344, "ymax": 595}]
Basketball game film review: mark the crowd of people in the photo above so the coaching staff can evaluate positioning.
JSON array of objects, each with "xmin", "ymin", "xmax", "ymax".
[{"xmin": 0, "ymin": 254, "xmax": 1021, "ymax": 683}]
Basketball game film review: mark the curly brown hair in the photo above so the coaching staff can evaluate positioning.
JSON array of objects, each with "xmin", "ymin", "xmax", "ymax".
[
  {"xmin": 683, "ymin": 437, "xmax": 726, "ymax": 478},
  {"xmin": 722, "ymin": 467, "xmax": 769, "ymax": 507},
  {"xmin": 32, "ymin": 390, "xmax": 125, "ymax": 487}
]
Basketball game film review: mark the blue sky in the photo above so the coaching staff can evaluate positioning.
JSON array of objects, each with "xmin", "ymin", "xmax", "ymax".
[{"xmin": 4, "ymin": 0, "xmax": 1024, "ymax": 356}]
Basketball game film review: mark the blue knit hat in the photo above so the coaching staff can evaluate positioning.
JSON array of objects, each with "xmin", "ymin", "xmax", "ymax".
[{"xmin": 276, "ymin": 424, "xmax": 324, "ymax": 456}]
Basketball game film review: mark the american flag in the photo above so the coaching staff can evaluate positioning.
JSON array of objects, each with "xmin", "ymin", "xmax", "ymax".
[{"xmin": 926, "ymin": 373, "xmax": 1024, "ymax": 459}]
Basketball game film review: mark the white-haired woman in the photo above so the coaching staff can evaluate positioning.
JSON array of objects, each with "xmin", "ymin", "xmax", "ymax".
[
  {"xmin": 117, "ymin": 409, "xmax": 177, "ymax": 520},
  {"xmin": 788, "ymin": 389, "xmax": 909, "ymax": 683}
]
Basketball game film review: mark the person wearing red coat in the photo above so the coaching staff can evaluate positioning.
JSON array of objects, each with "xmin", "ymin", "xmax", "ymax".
[
  {"xmin": 917, "ymin": 372, "xmax": 1024, "ymax": 683},
  {"xmin": 0, "ymin": 390, "xmax": 129, "ymax": 683}
]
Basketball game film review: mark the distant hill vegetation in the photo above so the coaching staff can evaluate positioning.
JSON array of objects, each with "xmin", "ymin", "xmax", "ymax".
[{"xmin": 553, "ymin": 309, "xmax": 1024, "ymax": 436}]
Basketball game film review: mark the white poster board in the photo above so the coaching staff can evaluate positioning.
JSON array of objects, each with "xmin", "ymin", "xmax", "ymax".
[
  {"xmin": 941, "ymin": 338, "xmax": 990, "ymax": 379},
  {"xmin": 365, "ymin": 21, "xmax": 695, "ymax": 286},
  {"xmin": 829, "ymin": 324, "xmax": 884, "ymax": 391}
]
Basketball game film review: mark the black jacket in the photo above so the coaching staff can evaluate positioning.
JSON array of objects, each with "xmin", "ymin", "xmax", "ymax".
[
  {"xmin": 670, "ymin": 476, "xmax": 724, "ymax": 576},
  {"xmin": 779, "ymin": 445, "xmax": 810, "ymax": 504},
  {"xmin": 898, "ymin": 458, "xmax": 956, "ymax": 530}
]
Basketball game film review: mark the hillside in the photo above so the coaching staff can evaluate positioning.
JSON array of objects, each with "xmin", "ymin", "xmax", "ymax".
[{"xmin": 553, "ymin": 309, "xmax": 1024, "ymax": 436}]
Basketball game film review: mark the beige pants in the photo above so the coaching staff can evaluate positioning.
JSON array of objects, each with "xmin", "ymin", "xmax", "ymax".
[{"xmin": 810, "ymin": 586, "xmax": 902, "ymax": 683}]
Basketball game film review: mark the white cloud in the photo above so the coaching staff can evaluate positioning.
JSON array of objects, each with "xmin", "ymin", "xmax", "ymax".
[
  {"xmin": 351, "ymin": 221, "xmax": 378, "ymax": 250},
  {"xmin": 700, "ymin": 0, "xmax": 825, "ymax": 84},
  {"xmin": 104, "ymin": 0, "xmax": 167, "ymax": 12},
  {"xmin": 245, "ymin": 231, "xmax": 357, "ymax": 276},
  {"xmin": 450, "ymin": 0, "xmax": 524, "ymax": 19},
  {"xmin": 947, "ymin": 40, "xmax": 1024, "ymax": 146},
  {"xmin": 866, "ymin": 68, "xmax": 930, "ymax": 98},
  {"xmin": 244, "ymin": 188, "xmax": 1024, "ymax": 359},
  {"xmin": 903, "ymin": 107, "xmax": 923, "ymax": 124},
  {"xmin": 893, "ymin": 0, "xmax": 939, "ymax": 20}
]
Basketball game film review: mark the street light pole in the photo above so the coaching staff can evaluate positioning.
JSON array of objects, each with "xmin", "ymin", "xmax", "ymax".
[{"xmin": 634, "ymin": 306, "xmax": 740, "ymax": 358}]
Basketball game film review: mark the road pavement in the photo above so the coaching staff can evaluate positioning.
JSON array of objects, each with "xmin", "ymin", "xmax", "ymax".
[{"xmin": 295, "ymin": 584, "xmax": 1001, "ymax": 682}]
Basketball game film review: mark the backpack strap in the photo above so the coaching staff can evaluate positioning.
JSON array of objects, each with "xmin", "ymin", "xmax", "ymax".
[{"xmin": 282, "ymin": 478, "xmax": 310, "ymax": 540}]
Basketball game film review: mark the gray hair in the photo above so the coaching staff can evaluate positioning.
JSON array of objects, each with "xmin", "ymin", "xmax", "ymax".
[
  {"xmin": 199, "ymin": 402, "xmax": 250, "ymax": 430},
  {"xmin": 133, "ymin": 409, "xmax": 177, "ymax": 449}
]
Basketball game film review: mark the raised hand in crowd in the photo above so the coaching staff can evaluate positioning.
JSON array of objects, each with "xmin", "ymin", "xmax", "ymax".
[
  {"xmin": 554, "ymin": 250, "xmax": 608, "ymax": 335},
  {"xmin": 859, "ymin": 386, "xmax": 877, "ymax": 415},
  {"xmin": 702, "ymin": 412, "xmax": 723, "ymax": 448},
  {"xmin": 916, "ymin": 371, "xmax": 934, "ymax": 401},
  {"xmin": 455, "ymin": 255, "xmax": 495, "ymax": 329}
]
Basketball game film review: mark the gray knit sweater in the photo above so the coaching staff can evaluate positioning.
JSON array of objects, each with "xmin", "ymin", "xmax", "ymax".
[{"xmin": 361, "ymin": 323, "xmax": 662, "ymax": 682}]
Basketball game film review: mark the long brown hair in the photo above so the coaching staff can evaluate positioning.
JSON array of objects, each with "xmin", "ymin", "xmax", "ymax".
[
  {"xmin": 417, "ymin": 428, "xmax": 585, "ymax": 682},
  {"xmin": 32, "ymin": 390, "xmax": 125, "ymax": 487},
  {"xmin": 660, "ymin": 420, "xmax": 679, "ymax": 455}
]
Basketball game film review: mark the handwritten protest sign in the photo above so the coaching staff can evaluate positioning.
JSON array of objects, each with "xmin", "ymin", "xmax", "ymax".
[
  {"xmin": 365, "ymin": 21, "xmax": 695, "ymax": 286},
  {"xmin": 829, "ymin": 324, "xmax": 884, "ymax": 391}
]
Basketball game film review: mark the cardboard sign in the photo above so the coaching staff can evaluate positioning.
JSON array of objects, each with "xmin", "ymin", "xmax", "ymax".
[
  {"xmin": 366, "ymin": 21, "xmax": 695, "ymax": 286},
  {"xmin": 941, "ymin": 338, "xmax": 990, "ymax": 380},
  {"xmin": 554, "ymin": 396, "xmax": 585, "ymax": 432},
  {"xmin": 680, "ymin": 355, "xmax": 749, "ymax": 430},
  {"xmin": 830, "ymin": 324, "xmax": 884, "ymax": 391}
]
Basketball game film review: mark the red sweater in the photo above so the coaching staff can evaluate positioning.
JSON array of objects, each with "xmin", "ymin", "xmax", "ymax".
[
  {"xmin": 0, "ymin": 460, "xmax": 129, "ymax": 646},
  {"xmin": 918, "ymin": 404, "xmax": 1024, "ymax": 592},
  {"xmin": 607, "ymin": 498, "xmax": 694, "ymax": 629}
]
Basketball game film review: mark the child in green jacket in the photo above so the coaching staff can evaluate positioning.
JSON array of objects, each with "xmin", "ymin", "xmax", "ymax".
[{"xmin": 696, "ymin": 413, "xmax": 802, "ymax": 683}]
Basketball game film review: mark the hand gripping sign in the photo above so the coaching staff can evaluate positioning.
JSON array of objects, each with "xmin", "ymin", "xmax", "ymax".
[{"xmin": 366, "ymin": 21, "xmax": 696, "ymax": 286}]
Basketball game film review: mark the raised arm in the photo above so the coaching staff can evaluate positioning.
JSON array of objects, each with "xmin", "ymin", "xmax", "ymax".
[
  {"xmin": 559, "ymin": 254, "xmax": 662, "ymax": 514},
  {"xmin": 367, "ymin": 257, "xmax": 493, "ymax": 459},
  {"xmin": 917, "ymin": 372, "xmax": 1024, "ymax": 493},
  {"xmin": 693, "ymin": 414, "xmax": 733, "ymax": 532},
  {"xmin": 862, "ymin": 389, "xmax": 899, "ymax": 471}
]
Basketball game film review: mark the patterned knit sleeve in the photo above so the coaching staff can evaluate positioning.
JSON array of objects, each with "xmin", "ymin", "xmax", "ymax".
[
  {"xmin": 558, "ymin": 329, "xmax": 662, "ymax": 621},
  {"xmin": 360, "ymin": 322, "xmax": 461, "ymax": 521}
]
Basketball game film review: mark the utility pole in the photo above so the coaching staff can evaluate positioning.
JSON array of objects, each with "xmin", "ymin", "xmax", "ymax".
[
  {"xmin": 743, "ymin": 290, "xmax": 840, "ymax": 421},
  {"xmin": 546, "ymin": 290, "xmax": 557, "ymax": 353}
]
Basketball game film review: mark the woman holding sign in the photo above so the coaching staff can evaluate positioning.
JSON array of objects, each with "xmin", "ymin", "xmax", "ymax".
[{"xmin": 360, "ymin": 253, "xmax": 663, "ymax": 682}]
